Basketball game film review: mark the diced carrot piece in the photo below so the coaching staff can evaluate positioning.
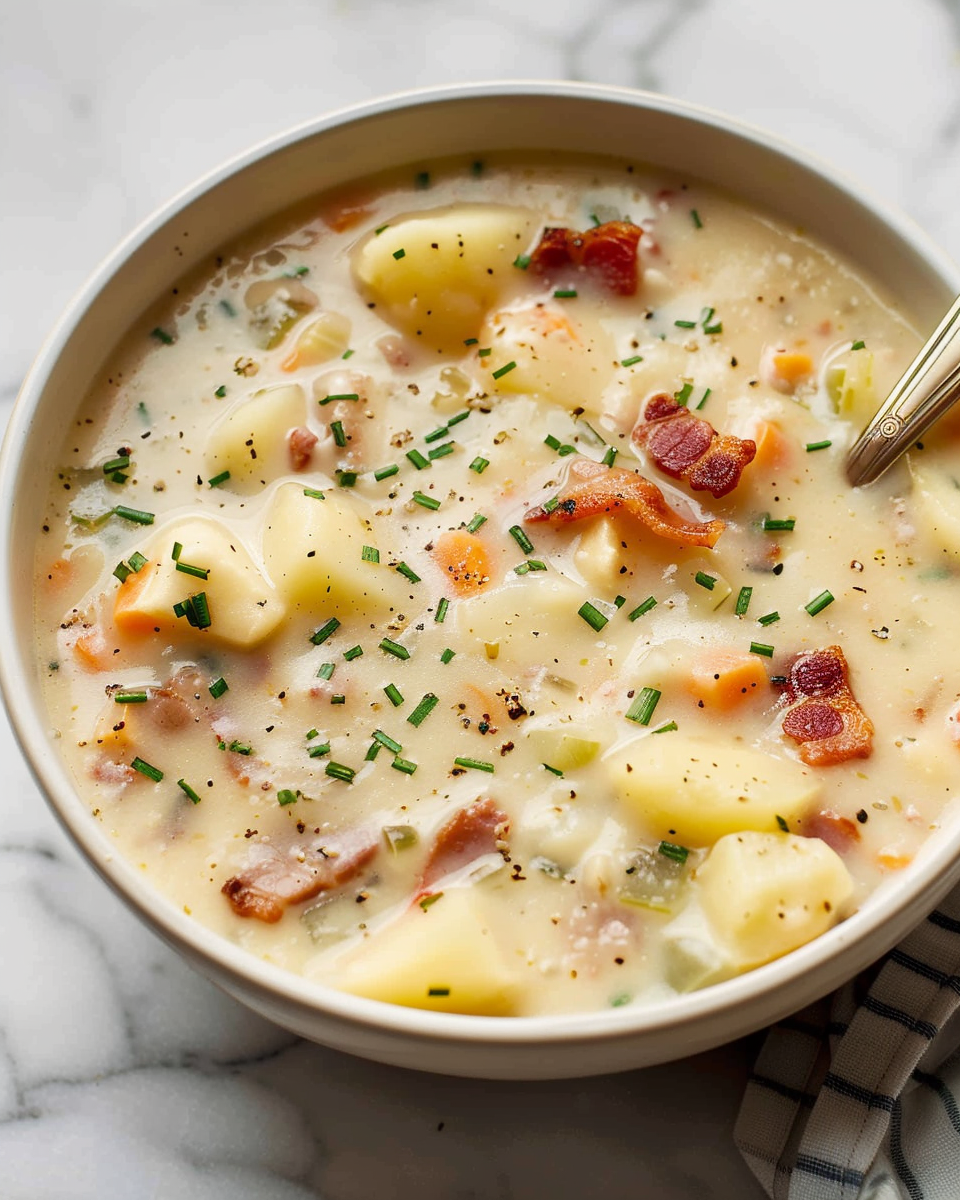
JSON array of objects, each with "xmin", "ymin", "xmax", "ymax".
[
  {"xmin": 322, "ymin": 193, "xmax": 373, "ymax": 233},
  {"xmin": 431, "ymin": 530, "xmax": 494, "ymax": 596},
  {"xmin": 73, "ymin": 625, "xmax": 111, "ymax": 670},
  {"xmin": 686, "ymin": 648, "xmax": 769, "ymax": 709},
  {"xmin": 113, "ymin": 561, "xmax": 160, "ymax": 635},
  {"xmin": 750, "ymin": 419, "xmax": 794, "ymax": 471},
  {"xmin": 877, "ymin": 850, "xmax": 913, "ymax": 872},
  {"xmin": 771, "ymin": 351, "xmax": 813, "ymax": 384}
]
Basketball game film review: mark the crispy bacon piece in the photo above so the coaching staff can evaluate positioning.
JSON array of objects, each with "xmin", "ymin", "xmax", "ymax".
[
  {"xmin": 633, "ymin": 393, "xmax": 756, "ymax": 498},
  {"xmin": 288, "ymin": 425, "xmax": 318, "ymax": 471},
  {"xmin": 529, "ymin": 221, "xmax": 642, "ymax": 296},
  {"xmin": 524, "ymin": 458, "xmax": 725, "ymax": 549},
  {"xmin": 222, "ymin": 827, "xmax": 378, "ymax": 923},
  {"xmin": 779, "ymin": 646, "xmax": 874, "ymax": 766},
  {"xmin": 421, "ymin": 798, "xmax": 509, "ymax": 890}
]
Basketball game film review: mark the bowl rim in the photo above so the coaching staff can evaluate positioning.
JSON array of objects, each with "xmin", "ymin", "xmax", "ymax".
[{"xmin": 4, "ymin": 78, "xmax": 960, "ymax": 1053}]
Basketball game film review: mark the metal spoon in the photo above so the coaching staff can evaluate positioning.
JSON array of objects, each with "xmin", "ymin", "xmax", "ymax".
[{"xmin": 846, "ymin": 296, "xmax": 960, "ymax": 486}]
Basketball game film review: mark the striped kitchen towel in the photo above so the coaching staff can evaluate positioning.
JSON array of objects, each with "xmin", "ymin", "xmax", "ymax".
[{"xmin": 736, "ymin": 885, "xmax": 960, "ymax": 1199}]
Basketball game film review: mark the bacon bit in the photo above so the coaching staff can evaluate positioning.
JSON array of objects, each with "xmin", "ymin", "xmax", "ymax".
[
  {"xmin": 288, "ymin": 425, "xmax": 318, "ymax": 471},
  {"xmin": 222, "ymin": 827, "xmax": 378, "ymax": 922},
  {"xmin": 529, "ymin": 221, "xmax": 642, "ymax": 296},
  {"xmin": 633, "ymin": 393, "xmax": 756, "ymax": 498},
  {"xmin": 524, "ymin": 458, "xmax": 725, "ymax": 549},
  {"xmin": 802, "ymin": 808, "xmax": 861, "ymax": 855},
  {"xmin": 91, "ymin": 758, "xmax": 135, "ymax": 786},
  {"xmin": 780, "ymin": 646, "xmax": 874, "ymax": 766},
  {"xmin": 377, "ymin": 333, "xmax": 412, "ymax": 368},
  {"xmin": 421, "ymin": 798, "xmax": 509, "ymax": 890}
]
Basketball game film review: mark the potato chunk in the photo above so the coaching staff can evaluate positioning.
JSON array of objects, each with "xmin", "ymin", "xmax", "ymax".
[
  {"xmin": 262, "ymin": 483, "xmax": 405, "ymax": 615},
  {"xmin": 113, "ymin": 518, "xmax": 284, "ymax": 647},
  {"xmin": 353, "ymin": 205, "xmax": 536, "ymax": 353},
  {"xmin": 205, "ymin": 384, "xmax": 306, "ymax": 487},
  {"xmin": 696, "ymin": 831, "xmax": 853, "ymax": 968},
  {"xmin": 334, "ymin": 888, "xmax": 519, "ymax": 1015},
  {"xmin": 907, "ymin": 455, "xmax": 960, "ymax": 557},
  {"xmin": 607, "ymin": 736, "xmax": 820, "ymax": 846}
]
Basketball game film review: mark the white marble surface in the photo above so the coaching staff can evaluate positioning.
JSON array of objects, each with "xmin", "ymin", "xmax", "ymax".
[{"xmin": 4, "ymin": 1, "xmax": 960, "ymax": 1195}]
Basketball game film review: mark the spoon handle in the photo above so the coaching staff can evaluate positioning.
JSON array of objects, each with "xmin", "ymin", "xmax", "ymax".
[{"xmin": 846, "ymin": 295, "xmax": 960, "ymax": 486}]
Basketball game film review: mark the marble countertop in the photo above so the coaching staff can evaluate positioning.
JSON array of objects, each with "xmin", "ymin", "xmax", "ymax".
[{"xmin": 4, "ymin": 1, "xmax": 960, "ymax": 1195}]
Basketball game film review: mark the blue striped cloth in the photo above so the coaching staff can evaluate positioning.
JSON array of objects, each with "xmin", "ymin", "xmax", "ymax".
[{"xmin": 736, "ymin": 887, "xmax": 960, "ymax": 1199}]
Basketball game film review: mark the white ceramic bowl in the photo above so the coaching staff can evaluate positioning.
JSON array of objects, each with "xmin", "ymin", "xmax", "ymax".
[{"xmin": 3, "ymin": 82, "xmax": 959, "ymax": 1080}]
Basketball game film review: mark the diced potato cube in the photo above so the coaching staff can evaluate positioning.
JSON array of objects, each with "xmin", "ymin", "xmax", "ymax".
[
  {"xmin": 829, "ymin": 350, "xmax": 876, "ymax": 424},
  {"xmin": 607, "ymin": 736, "xmax": 820, "ymax": 846},
  {"xmin": 334, "ymin": 888, "xmax": 519, "ymax": 1015},
  {"xmin": 574, "ymin": 517, "xmax": 624, "ymax": 589},
  {"xmin": 205, "ymin": 384, "xmax": 306, "ymax": 488},
  {"xmin": 696, "ymin": 831, "xmax": 853, "ymax": 968},
  {"xmin": 262, "ymin": 483, "xmax": 406, "ymax": 615},
  {"xmin": 479, "ymin": 305, "xmax": 614, "ymax": 415},
  {"xmin": 353, "ymin": 205, "xmax": 536, "ymax": 353},
  {"xmin": 907, "ymin": 455, "xmax": 960, "ymax": 557},
  {"xmin": 113, "ymin": 518, "xmax": 284, "ymax": 647},
  {"xmin": 282, "ymin": 311, "xmax": 351, "ymax": 369},
  {"xmin": 525, "ymin": 726, "xmax": 601, "ymax": 772}
]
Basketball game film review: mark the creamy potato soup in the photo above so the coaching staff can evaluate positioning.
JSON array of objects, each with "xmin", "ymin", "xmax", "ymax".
[{"xmin": 36, "ymin": 155, "xmax": 958, "ymax": 1017}]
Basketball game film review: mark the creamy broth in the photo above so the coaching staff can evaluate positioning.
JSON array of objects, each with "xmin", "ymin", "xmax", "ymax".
[{"xmin": 36, "ymin": 155, "xmax": 958, "ymax": 1017}]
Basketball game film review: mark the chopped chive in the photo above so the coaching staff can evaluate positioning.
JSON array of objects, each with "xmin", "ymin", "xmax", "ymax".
[
  {"xmin": 374, "ymin": 463, "xmax": 399, "ymax": 481},
  {"xmin": 553, "ymin": 288, "xmax": 578, "ymax": 299},
  {"xmin": 412, "ymin": 490, "xmax": 441, "ymax": 511},
  {"xmin": 114, "ymin": 690, "xmax": 148, "ymax": 704},
  {"xmin": 330, "ymin": 419, "xmax": 347, "ymax": 447},
  {"xmin": 310, "ymin": 618, "xmax": 340, "ymax": 645},
  {"xmin": 102, "ymin": 455, "xmax": 131, "ymax": 474},
  {"xmin": 208, "ymin": 470, "xmax": 231, "ymax": 488},
  {"xmin": 317, "ymin": 662, "xmax": 335, "ymax": 680},
  {"xmin": 469, "ymin": 456, "xmax": 489, "ymax": 474},
  {"xmin": 406, "ymin": 448, "xmax": 430, "ymax": 470},
  {"xmin": 392, "ymin": 248, "xmax": 406, "ymax": 260},
  {"xmin": 318, "ymin": 392, "xmax": 359, "ymax": 405},
  {"xmin": 407, "ymin": 693, "xmax": 439, "ymax": 727},
  {"xmin": 151, "ymin": 327, "xmax": 174, "ymax": 345},
  {"xmin": 674, "ymin": 382, "xmax": 694, "ymax": 406},
  {"xmin": 625, "ymin": 686, "xmax": 661, "ymax": 726},
  {"xmin": 306, "ymin": 729, "xmax": 320, "ymax": 740},
  {"xmin": 227, "ymin": 740, "xmax": 252, "ymax": 756},
  {"xmin": 277, "ymin": 789, "xmax": 298, "ymax": 806},
  {"xmin": 424, "ymin": 425, "xmax": 449, "ymax": 443},
  {"xmin": 805, "ymin": 590, "xmax": 835, "ymax": 617},
  {"xmin": 508, "ymin": 525, "xmax": 534, "ymax": 554},
  {"xmin": 395, "ymin": 562, "xmax": 421, "ymax": 584},
  {"xmin": 614, "ymin": 595, "xmax": 627, "ymax": 608},
  {"xmin": 373, "ymin": 730, "xmax": 403, "ymax": 754},
  {"xmin": 447, "ymin": 409, "xmax": 470, "ymax": 427},
  {"xmin": 375, "ymin": 223, "xmax": 389, "ymax": 235},
  {"xmin": 109, "ymin": 470, "xmax": 128, "ymax": 485},
  {"xmin": 578, "ymin": 601, "xmax": 609, "ymax": 632},
  {"xmin": 420, "ymin": 892, "xmax": 443, "ymax": 910},
  {"xmin": 342, "ymin": 348, "xmax": 355, "ymax": 359},
  {"xmin": 757, "ymin": 611, "xmax": 781, "ymax": 627},
  {"xmin": 214, "ymin": 385, "xmax": 227, "ymax": 398},
  {"xmin": 114, "ymin": 505, "xmax": 155, "ymax": 525},
  {"xmin": 704, "ymin": 322, "xmax": 723, "ymax": 335},
  {"xmin": 543, "ymin": 763, "xmax": 564, "ymax": 777},
  {"xmin": 427, "ymin": 441, "xmax": 455, "ymax": 461},
  {"xmin": 440, "ymin": 648, "xmax": 455, "ymax": 664},
  {"xmin": 542, "ymin": 497, "xmax": 559, "ymax": 514},
  {"xmin": 514, "ymin": 560, "xmax": 547, "ymax": 575},
  {"xmin": 763, "ymin": 515, "xmax": 796, "ymax": 532},
  {"xmin": 491, "ymin": 361, "xmax": 517, "ymax": 380},
  {"xmin": 343, "ymin": 645, "xmax": 364, "ymax": 661},
  {"xmin": 361, "ymin": 545, "xmax": 380, "ymax": 563},
  {"xmin": 379, "ymin": 638, "xmax": 410, "ymax": 660},
  {"xmin": 171, "ymin": 541, "xmax": 183, "ymax": 562},
  {"xmin": 735, "ymin": 586, "xmax": 753, "ymax": 616},
  {"xmin": 750, "ymin": 641, "xmax": 775, "ymax": 657},
  {"xmin": 190, "ymin": 592, "xmax": 211, "ymax": 629},
  {"xmin": 694, "ymin": 571, "xmax": 716, "ymax": 590},
  {"xmin": 658, "ymin": 841, "xmax": 689, "ymax": 864},
  {"xmin": 392, "ymin": 756, "xmax": 418, "ymax": 775},
  {"xmin": 219, "ymin": 299, "xmax": 236, "ymax": 318},
  {"xmin": 128, "ymin": 552, "xmax": 148, "ymax": 573},
  {"xmin": 478, "ymin": 347, "xmax": 492, "ymax": 357},
  {"xmin": 331, "ymin": 694, "xmax": 346, "ymax": 705},
  {"xmin": 384, "ymin": 683, "xmax": 404, "ymax": 707},
  {"xmin": 325, "ymin": 762, "xmax": 356, "ymax": 783},
  {"xmin": 175, "ymin": 561, "xmax": 210, "ymax": 581},
  {"xmin": 695, "ymin": 387, "xmax": 712, "ymax": 410},
  {"xmin": 806, "ymin": 440, "xmax": 832, "ymax": 452},
  {"xmin": 628, "ymin": 596, "xmax": 657, "ymax": 621},
  {"xmin": 113, "ymin": 561, "xmax": 132, "ymax": 583},
  {"xmin": 308, "ymin": 742, "xmax": 331, "ymax": 759},
  {"xmin": 652, "ymin": 720, "xmax": 679, "ymax": 734},
  {"xmin": 132, "ymin": 756, "xmax": 163, "ymax": 782},
  {"xmin": 621, "ymin": 355, "xmax": 643, "ymax": 367},
  {"xmin": 700, "ymin": 307, "xmax": 715, "ymax": 327},
  {"xmin": 365, "ymin": 741, "xmax": 383, "ymax": 762},
  {"xmin": 513, "ymin": 253, "xmax": 531, "ymax": 270},
  {"xmin": 209, "ymin": 676, "xmax": 228, "ymax": 699},
  {"xmin": 465, "ymin": 513, "xmax": 487, "ymax": 533},
  {"xmin": 463, "ymin": 337, "xmax": 479, "ymax": 346},
  {"xmin": 337, "ymin": 470, "xmax": 358, "ymax": 488},
  {"xmin": 435, "ymin": 597, "xmax": 449, "ymax": 623},
  {"xmin": 674, "ymin": 320, "xmax": 697, "ymax": 330},
  {"xmin": 177, "ymin": 779, "xmax": 202, "ymax": 805},
  {"xmin": 776, "ymin": 814, "xmax": 790, "ymax": 833},
  {"xmin": 544, "ymin": 434, "xmax": 562, "ymax": 451},
  {"xmin": 602, "ymin": 446, "xmax": 618, "ymax": 467},
  {"xmin": 453, "ymin": 757, "xmax": 494, "ymax": 773},
  {"xmin": 302, "ymin": 486, "xmax": 325, "ymax": 500},
  {"xmin": 690, "ymin": 209, "xmax": 703, "ymax": 229},
  {"xmin": 851, "ymin": 340, "xmax": 866, "ymax": 351}
]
